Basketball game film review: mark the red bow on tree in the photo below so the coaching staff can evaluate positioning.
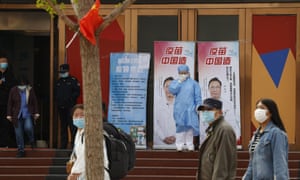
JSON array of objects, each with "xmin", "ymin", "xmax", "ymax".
[{"xmin": 79, "ymin": 0, "xmax": 103, "ymax": 45}]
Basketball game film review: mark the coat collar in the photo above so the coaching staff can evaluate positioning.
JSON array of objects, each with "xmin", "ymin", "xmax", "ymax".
[{"xmin": 255, "ymin": 121, "xmax": 276, "ymax": 135}]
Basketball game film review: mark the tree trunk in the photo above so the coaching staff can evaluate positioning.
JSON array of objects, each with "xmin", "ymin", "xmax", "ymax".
[
  {"xmin": 80, "ymin": 35, "xmax": 104, "ymax": 179},
  {"xmin": 78, "ymin": 0, "xmax": 103, "ymax": 179}
]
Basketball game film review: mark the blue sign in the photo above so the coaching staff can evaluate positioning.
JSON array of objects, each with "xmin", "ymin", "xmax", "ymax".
[{"xmin": 108, "ymin": 53, "xmax": 150, "ymax": 149}]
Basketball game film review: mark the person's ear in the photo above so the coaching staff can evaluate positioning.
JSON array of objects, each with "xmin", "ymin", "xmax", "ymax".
[
  {"xmin": 214, "ymin": 109, "xmax": 222, "ymax": 117},
  {"xmin": 213, "ymin": 110, "xmax": 218, "ymax": 118}
]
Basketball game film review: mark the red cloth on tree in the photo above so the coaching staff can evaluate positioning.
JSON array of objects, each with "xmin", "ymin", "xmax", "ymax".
[{"xmin": 79, "ymin": 0, "xmax": 103, "ymax": 45}]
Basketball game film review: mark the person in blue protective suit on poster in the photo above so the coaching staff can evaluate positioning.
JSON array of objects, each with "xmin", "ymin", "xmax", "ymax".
[{"xmin": 168, "ymin": 64, "xmax": 202, "ymax": 151}]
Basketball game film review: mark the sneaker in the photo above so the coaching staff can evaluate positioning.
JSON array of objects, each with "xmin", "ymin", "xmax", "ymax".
[
  {"xmin": 187, "ymin": 146, "xmax": 194, "ymax": 152},
  {"xmin": 16, "ymin": 151, "xmax": 25, "ymax": 158},
  {"xmin": 176, "ymin": 146, "xmax": 183, "ymax": 152}
]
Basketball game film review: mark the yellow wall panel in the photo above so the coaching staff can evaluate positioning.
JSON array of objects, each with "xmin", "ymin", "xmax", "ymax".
[{"xmin": 252, "ymin": 45, "xmax": 296, "ymax": 143}]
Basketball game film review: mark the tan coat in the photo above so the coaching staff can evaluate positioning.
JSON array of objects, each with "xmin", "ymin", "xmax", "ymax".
[{"xmin": 197, "ymin": 116, "xmax": 237, "ymax": 180}]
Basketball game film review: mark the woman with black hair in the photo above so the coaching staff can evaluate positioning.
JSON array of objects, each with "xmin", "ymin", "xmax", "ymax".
[
  {"xmin": 67, "ymin": 104, "xmax": 110, "ymax": 180},
  {"xmin": 243, "ymin": 98, "xmax": 289, "ymax": 179}
]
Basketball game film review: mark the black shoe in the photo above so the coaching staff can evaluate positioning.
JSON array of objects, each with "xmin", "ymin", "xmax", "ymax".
[
  {"xmin": 16, "ymin": 151, "xmax": 25, "ymax": 158},
  {"xmin": 31, "ymin": 142, "xmax": 37, "ymax": 149}
]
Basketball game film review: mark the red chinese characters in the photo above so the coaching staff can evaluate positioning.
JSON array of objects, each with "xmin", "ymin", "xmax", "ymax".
[
  {"xmin": 205, "ymin": 47, "xmax": 231, "ymax": 65},
  {"xmin": 161, "ymin": 46, "xmax": 186, "ymax": 65}
]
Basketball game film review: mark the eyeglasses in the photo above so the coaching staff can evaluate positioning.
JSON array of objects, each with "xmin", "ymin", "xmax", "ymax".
[{"xmin": 209, "ymin": 86, "xmax": 221, "ymax": 90}]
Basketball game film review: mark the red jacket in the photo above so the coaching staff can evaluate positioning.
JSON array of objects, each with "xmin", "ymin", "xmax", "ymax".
[{"xmin": 6, "ymin": 86, "xmax": 39, "ymax": 127}]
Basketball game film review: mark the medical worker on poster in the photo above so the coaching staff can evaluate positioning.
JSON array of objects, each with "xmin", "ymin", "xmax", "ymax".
[
  {"xmin": 169, "ymin": 65, "xmax": 202, "ymax": 151},
  {"xmin": 153, "ymin": 41, "xmax": 196, "ymax": 149},
  {"xmin": 207, "ymin": 77, "xmax": 240, "ymax": 137},
  {"xmin": 197, "ymin": 41, "xmax": 241, "ymax": 146},
  {"xmin": 153, "ymin": 76, "xmax": 176, "ymax": 148}
]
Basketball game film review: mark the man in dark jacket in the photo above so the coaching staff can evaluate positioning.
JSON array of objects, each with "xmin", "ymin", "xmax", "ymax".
[
  {"xmin": 0, "ymin": 51, "xmax": 17, "ymax": 147},
  {"xmin": 55, "ymin": 63, "xmax": 80, "ymax": 149},
  {"xmin": 197, "ymin": 98, "xmax": 237, "ymax": 180}
]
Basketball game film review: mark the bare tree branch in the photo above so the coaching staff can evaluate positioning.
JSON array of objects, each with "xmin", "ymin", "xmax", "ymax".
[
  {"xmin": 45, "ymin": 0, "xmax": 136, "ymax": 36},
  {"xmin": 45, "ymin": 0, "xmax": 78, "ymax": 31},
  {"xmin": 96, "ymin": 0, "xmax": 136, "ymax": 35}
]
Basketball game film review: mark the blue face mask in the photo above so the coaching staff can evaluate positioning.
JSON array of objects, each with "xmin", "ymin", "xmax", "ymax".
[
  {"xmin": 73, "ymin": 118, "xmax": 85, "ymax": 128},
  {"xmin": 60, "ymin": 72, "xmax": 69, "ymax": 78},
  {"xmin": 200, "ymin": 111, "xmax": 215, "ymax": 124},
  {"xmin": 0, "ymin": 63, "xmax": 8, "ymax": 69}
]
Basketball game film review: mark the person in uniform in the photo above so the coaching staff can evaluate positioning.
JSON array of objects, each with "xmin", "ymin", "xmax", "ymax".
[
  {"xmin": 0, "ymin": 51, "xmax": 17, "ymax": 147},
  {"xmin": 55, "ymin": 64, "xmax": 80, "ymax": 149}
]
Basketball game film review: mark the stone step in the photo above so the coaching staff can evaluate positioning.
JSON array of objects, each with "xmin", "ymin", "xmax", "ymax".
[
  {"xmin": 0, "ymin": 174, "xmax": 67, "ymax": 180},
  {"xmin": 0, "ymin": 157, "xmax": 68, "ymax": 166},
  {"xmin": 0, "ymin": 148, "xmax": 299, "ymax": 180},
  {"xmin": 0, "ymin": 147, "xmax": 71, "ymax": 157}
]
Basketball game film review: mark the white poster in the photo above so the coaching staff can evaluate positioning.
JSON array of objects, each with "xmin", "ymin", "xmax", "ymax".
[
  {"xmin": 198, "ymin": 41, "xmax": 241, "ymax": 147},
  {"xmin": 153, "ymin": 41, "xmax": 196, "ymax": 149}
]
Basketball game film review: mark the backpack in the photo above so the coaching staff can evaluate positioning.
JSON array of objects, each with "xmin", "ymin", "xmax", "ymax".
[{"xmin": 104, "ymin": 122, "xmax": 136, "ymax": 180}]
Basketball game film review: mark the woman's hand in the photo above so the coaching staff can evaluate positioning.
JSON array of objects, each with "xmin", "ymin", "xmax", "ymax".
[{"xmin": 67, "ymin": 173, "xmax": 81, "ymax": 180}]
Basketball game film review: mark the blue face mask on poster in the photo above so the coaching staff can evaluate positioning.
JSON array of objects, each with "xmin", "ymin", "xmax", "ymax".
[
  {"xmin": 200, "ymin": 111, "xmax": 215, "ymax": 124},
  {"xmin": 73, "ymin": 118, "xmax": 85, "ymax": 129}
]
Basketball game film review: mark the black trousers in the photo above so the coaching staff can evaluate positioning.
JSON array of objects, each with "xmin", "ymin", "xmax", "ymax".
[
  {"xmin": 58, "ymin": 107, "xmax": 77, "ymax": 149},
  {"xmin": 0, "ymin": 106, "xmax": 16, "ymax": 147}
]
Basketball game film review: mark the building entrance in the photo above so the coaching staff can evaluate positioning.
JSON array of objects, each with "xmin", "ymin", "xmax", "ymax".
[{"xmin": 0, "ymin": 11, "xmax": 52, "ymax": 148}]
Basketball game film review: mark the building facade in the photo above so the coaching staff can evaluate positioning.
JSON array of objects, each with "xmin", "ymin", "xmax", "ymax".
[{"xmin": 0, "ymin": 1, "xmax": 300, "ymax": 150}]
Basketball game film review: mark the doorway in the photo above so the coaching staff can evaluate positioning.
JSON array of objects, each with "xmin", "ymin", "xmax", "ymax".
[{"xmin": 0, "ymin": 30, "xmax": 50, "ymax": 147}]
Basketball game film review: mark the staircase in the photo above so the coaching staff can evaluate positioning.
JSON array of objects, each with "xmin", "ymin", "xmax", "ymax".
[
  {"xmin": 0, "ymin": 148, "xmax": 299, "ymax": 180},
  {"xmin": 124, "ymin": 150, "xmax": 300, "ymax": 180},
  {"xmin": 124, "ymin": 150, "xmax": 198, "ymax": 180},
  {"xmin": 0, "ymin": 147, "xmax": 69, "ymax": 180}
]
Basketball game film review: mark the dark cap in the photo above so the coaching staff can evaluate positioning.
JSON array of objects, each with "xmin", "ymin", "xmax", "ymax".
[
  {"xmin": 59, "ymin": 64, "xmax": 69, "ymax": 73},
  {"xmin": 198, "ymin": 98, "xmax": 222, "ymax": 110}
]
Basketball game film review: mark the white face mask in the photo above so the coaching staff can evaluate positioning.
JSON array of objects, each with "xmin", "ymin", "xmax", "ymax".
[
  {"xmin": 18, "ymin": 85, "xmax": 26, "ymax": 91},
  {"xmin": 178, "ymin": 74, "xmax": 188, "ymax": 82},
  {"xmin": 254, "ymin": 108, "xmax": 268, "ymax": 123}
]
